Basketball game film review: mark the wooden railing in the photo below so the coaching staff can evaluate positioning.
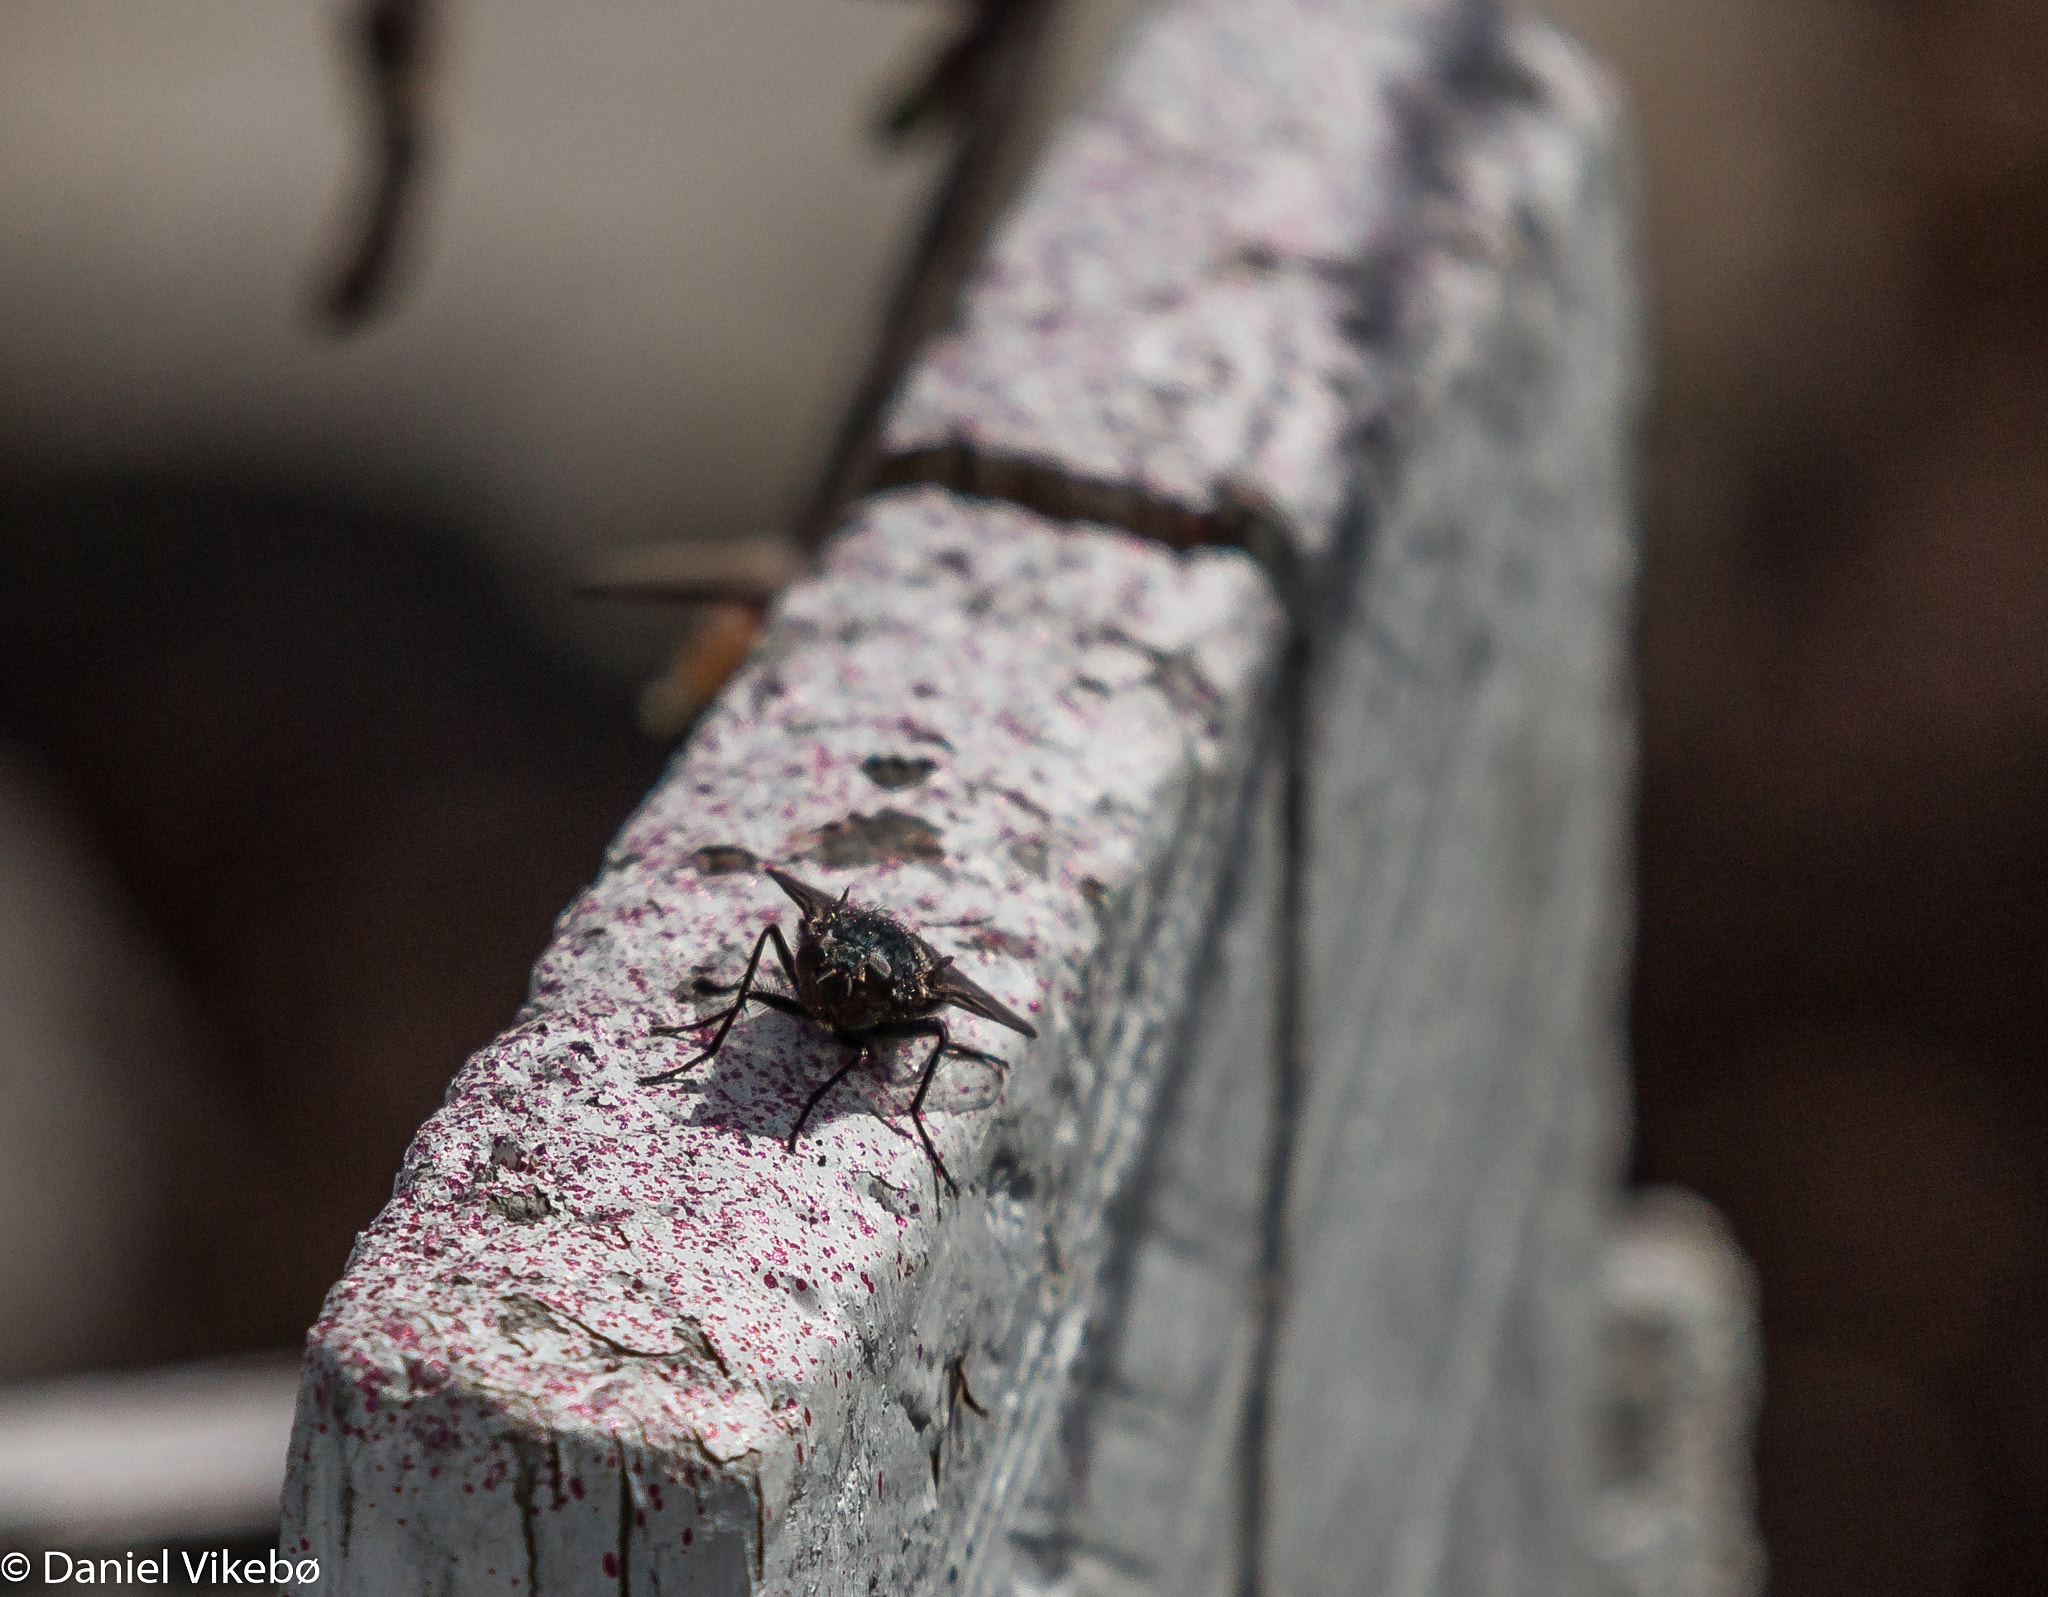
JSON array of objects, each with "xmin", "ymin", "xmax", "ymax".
[{"xmin": 279, "ymin": 2, "xmax": 1648, "ymax": 1592}]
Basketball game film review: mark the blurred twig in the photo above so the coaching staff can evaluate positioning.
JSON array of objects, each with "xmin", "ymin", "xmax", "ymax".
[
  {"xmin": 313, "ymin": 0, "xmax": 443, "ymax": 332},
  {"xmin": 874, "ymin": 1, "xmax": 1016, "ymax": 144},
  {"xmin": 631, "ymin": 605, "xmax": 770, "ymax": 740},
  {"xmin": 574, "ymin": 539, "xmax": 803, "ymax": 609},
  {"xmin": 586, "ymin": 4, "xmax": 1077, "ymax": 730},
  {"xmin": 576, "ymin": 539, "xmax": 802, "ymax": 738}
]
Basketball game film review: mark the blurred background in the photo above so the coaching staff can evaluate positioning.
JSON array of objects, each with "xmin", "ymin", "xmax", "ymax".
[
  {"xmin": 0, "ymin": 0, "xmax": 971, "ymax": 1377},
  {"xmin": 1539, "ymin": 2, "xmax": 2048, "ymax": 1593},
  {"xmin": 0, "ymin": 0, "xmax": 2043, "ymax": 1592}
]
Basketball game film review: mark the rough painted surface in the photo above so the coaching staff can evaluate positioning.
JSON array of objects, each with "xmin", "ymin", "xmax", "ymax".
[
  {"xmin": 1057, "ymin": 752, "xmax": 1286, "ymax": 1597},
  {"xmin": 1266, "ymin": 25, "xmax": 1640, "ymax": 1597},
  {"xmin": 280, "ymin": 489, "xmax": 1285, "ymax": 1593},
  {"xmin": 282, "ymin": 5, "xmax": 1645, "ymax": 1595},
  {"xmin": 879, "ymin": 12, "xmax": 1644, "ymax": 1597},
  {"xmin": 881, "ymin": 0, "xmax": 1481, "ymax": 560}
]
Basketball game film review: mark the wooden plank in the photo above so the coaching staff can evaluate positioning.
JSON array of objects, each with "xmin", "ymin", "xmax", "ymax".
[
  {"xmin": 880, "ymin": 0, "xmax": 1485, "ymax": 568},
  {"xmin": 862, "ymin": 7, "xmax": 1505, "ymax": 1592},
  {"xmin": 874, "ymin": 7, "xmax": 1643, "ymax": 1594},
  {"xmin": 280, "ymin": 3, "xmax": 1644, "ymax": 1593},
  {"xmin": 1053, "ymin": 752, "xmax": 1286, "ymax": 1597},
  {"xmin": 1265, "ymin": 24, "xmax": 1641, "ymax": 1597},
  {"xmin": 281, "ymin": 489, "xmax": 1286, "ymax": 1593}
]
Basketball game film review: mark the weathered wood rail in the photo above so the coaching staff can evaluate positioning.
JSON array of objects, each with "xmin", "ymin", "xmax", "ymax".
[{"xmin": 281, "ymin": 1, "xmax": 1643, "ymax": 1592}]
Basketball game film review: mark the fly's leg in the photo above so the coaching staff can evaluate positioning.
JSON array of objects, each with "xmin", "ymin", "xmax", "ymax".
[
  {"xmin": 640, "ymin": 923, "xmax": 798, "ymax": 1084},
  {"xmin": 861, "ymin": 1016, "xmax": 1004, "ymax": 1202},
  {"xmin": 787, "ymin": 1036, "xmax": 869, "ymax": 1152},
  {"xmin": 931, "ymin": 1346, "xmax": 992, "ymax": 1483},
  {"xmin": 683, "ymin": 924, "xmax": 800, "ymax": 997},
  {"xmin": 896, "ymin": 1019, "xmax": 973, "ymax": 1200},
  {"xmin": 650, "ymin": 987, "xmax": 805, "ymax": 1031}
]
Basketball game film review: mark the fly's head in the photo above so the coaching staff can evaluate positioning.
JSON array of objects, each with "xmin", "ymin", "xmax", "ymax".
[{"xmin": 771, "ymin": 869, "xmax": 947, "ymax": 1031}]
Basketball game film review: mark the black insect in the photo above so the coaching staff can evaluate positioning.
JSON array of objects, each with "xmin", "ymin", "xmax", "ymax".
[{"xmin": 640, "ymin": 868, "xmax": 1038, "ymax": 1195}]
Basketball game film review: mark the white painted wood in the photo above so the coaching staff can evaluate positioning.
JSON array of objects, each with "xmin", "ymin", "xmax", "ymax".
[
  {"xmin": 881, "ymin": 0, "xmax": 1480, "ymax": 565},
  {"xmin": 1054, "ymin": 751, "xmax": 1287, "ymax": 1597},
  {"xmin": 282, "ymin": 489, "xmax": 1287, "ymax": 1592},
  {"xmin": 875, "ymin": 8, "xmax": 1645, "ymax": 1595},
  {"xmin": 281, "ymin": 5, "xmax": 1646, "ymax": 1595},
  {"xmin": 0, "ymin": 1353, "xmax": 301, "ymax": 1544},
  {"xmin": 1265, "ymin": 26, "xmax": 1641, "ymax": 1597}
]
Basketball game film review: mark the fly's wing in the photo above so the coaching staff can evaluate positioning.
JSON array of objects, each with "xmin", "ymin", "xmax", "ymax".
[
  {"xmin": 938, "ymin": 962, "xmax": 1039, "ymax": 1038},
  {"xmin": 765, "ymin": 866, "xmax": 839, "ymax": 923}
]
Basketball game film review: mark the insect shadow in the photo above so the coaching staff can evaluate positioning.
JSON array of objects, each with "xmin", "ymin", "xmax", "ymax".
[{"xmin": 641, "ymin": 867, "xmax": 1037, "ymax": 1197}]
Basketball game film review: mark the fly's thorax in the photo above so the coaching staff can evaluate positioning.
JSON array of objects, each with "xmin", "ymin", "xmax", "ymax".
[{"xmin": 793, "ymin": 903, "xmax": 944, "ymax": 1031}]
